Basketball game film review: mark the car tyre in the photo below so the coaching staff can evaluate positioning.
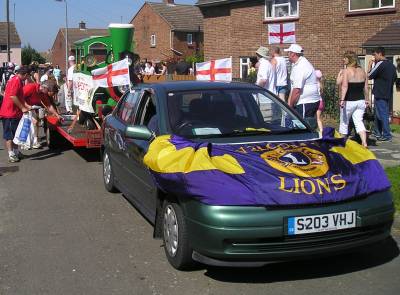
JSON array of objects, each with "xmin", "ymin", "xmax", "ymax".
[
  {"xmin": 162, "ymin": 200, "xmax": 195, "ymax": 270},
  {"xmin": 103, "ymin": 150, "xmax": 118, "ymax": 193}
]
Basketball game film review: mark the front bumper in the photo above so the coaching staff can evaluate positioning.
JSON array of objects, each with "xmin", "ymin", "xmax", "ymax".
[{"xmin": 181, "ymin": 191, "xmax": 394, "ymax": 266}]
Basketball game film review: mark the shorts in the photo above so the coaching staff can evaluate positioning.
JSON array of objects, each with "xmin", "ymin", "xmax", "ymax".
[
  {"xmin": 2, "ymin": 118, "xmax": 20, "ymax": 140},
  {"xmin": 295, "ymin": 101, "xmax": 320, "ymax": 119},
  {"xmin": 276, "ymin": 85, "xmax": 288, "ymax": 95}
]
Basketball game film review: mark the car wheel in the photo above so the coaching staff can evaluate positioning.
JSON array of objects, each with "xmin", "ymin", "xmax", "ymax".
[
  {"xmin": 103, "ymin": 150, "xmax": 118, "ymax": 193},
  {"xmin": 162, "ymin": 200, "xmax": 194, "ymax": 270}
]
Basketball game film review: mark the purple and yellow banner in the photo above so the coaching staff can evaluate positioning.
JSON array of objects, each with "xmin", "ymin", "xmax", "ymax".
[{"xmin": 143, "ymin": 129, "xmax": 390, "ymax": 206}]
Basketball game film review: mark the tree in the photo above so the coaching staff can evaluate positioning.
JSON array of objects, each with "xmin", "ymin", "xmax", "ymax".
[{"xmin": 22, "ymin": 44, "xmax": 46, "ymax": 65}]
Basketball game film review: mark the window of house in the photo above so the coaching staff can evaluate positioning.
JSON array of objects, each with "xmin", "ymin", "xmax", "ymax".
[
  {"xmin": 265, "ymin": 0, "xmax": 299, "ymax": 19},
  {"xmin": 358, "ymin": 55, "xmax": 366, "ymax": 70},
  {"xmin": 0, "ymin": 44, "xmax": 7, "ymax": 51},
  {"xmin": 240, "ymin": 57, "xmax": 251, "ymax": 79},
  {"xmin": 187, "ymin": 34, "xmax": 193, "ymax": 45},
  {"xmin": 150, "ymin": 34, "xmax": 156, "ymax": 47},
  {"xmin": 349, "ymin": 0, "xmax": 394, "ymax": 11}
]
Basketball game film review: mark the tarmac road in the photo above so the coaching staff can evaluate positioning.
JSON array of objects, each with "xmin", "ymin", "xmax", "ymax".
[{"xmin": 0, "ymin": 141, "xmax": 399, "ymax": 295}]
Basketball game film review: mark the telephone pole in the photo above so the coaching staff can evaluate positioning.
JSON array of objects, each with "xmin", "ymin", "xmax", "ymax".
[{"xmin": 6, "ymin": 0, "xmax": 11, "ymax": 62}]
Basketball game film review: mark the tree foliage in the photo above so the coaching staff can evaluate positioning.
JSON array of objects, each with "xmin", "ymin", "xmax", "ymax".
[{"xmin": 22, "ymin": 44, "xmax": 46, "ymax": 65}]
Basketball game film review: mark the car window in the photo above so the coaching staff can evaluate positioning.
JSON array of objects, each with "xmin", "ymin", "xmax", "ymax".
[
  {"xmin": 135, "ymin": 90, "xmax": 158, "ymax": 133},
  {"xmin": 166, "ymin": 89, "xmax": 308, "ymax": 138},
  {"xmin": 116, "ymin": 91, "xmax": 140, "ymax": 124}
]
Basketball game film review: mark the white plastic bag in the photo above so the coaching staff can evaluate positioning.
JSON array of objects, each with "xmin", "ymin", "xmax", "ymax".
[{"xmin": 13, "ymin": 112, "xmax": 35, "ymax": 148}]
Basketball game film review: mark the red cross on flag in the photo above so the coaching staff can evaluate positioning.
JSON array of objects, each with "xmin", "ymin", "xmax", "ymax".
[
  {"xmin": 268, "ymin": 23, "xmax": 296, "ymax": 44},
  {"xmin": 196, "ymin": 57, "xmax": 232, "ymax": 81},
  {"xmin": 91, "ymin": 58, "xmax": 130, "ymax": 88}
]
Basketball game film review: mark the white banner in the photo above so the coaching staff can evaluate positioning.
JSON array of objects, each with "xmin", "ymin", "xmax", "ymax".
[
  {"xmin": 91, "ymin": 58, "xmax": 130, "ymax": 88},
  {"xmin": 72, "ymin": 73, "xmax": 95, "ymax": 113},
  {"xmin": 196, "ymin": 57, "xmax": 232, "ymax": 81},
  {"xmin": 268, "ymin": 23, "xmax": 296, "ymax": 44}
]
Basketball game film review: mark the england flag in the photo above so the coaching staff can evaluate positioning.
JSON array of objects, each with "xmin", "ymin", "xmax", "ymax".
[{"xmin": 268, "ymin": 23, "xmax": 296, "ymax": 44}]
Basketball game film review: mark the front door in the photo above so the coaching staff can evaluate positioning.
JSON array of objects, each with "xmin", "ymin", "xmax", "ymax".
[{"xmin": 122, "ymin": 90, "xmax": 158, "ymax": 222}]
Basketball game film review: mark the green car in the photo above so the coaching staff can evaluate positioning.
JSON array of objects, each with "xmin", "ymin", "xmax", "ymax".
[{"xmin": 102, "ymin": 81, "xmax": 394, "ymax": 270}]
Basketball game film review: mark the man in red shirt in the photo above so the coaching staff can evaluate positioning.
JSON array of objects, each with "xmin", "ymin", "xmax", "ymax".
[
  {"xmin": 0, "ymin": 65, "xmax": 30, "ymax": 162},
  {"xmin": 24, "ymin": 80, "xmax": 62, "ymax": 148}
]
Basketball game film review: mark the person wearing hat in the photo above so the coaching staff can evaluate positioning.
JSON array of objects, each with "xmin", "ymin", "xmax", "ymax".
[
  {"xmin": 285, "ymin": 44, "xmax": 321, "ymax": 125},
  {"xmin": 1, "ymin": 62, "xmax": 16, "ymax": 92},
  {"xmin": 255, "ymin": 46, "xmax": 276, "ymax": 95},
  {"xmin": 0, "ymin": 65, "xmax": 31, "ymax": 162},
  {"xmin": 66, "ymin": 56, "xmax": 76, "ymax": 114}
]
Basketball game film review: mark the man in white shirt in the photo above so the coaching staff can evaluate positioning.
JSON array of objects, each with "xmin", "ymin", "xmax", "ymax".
[
  {"xmin": 285, "ymin": 44, "xmax": 321, "ymax": 121},
  {"xmin": 271, "ymin": 47, "xmax": 288, "ymax": 101},
  {"xmin": 66, "ymin": 56, "xmax": 75, "ymax": 113},
  {"xmin": 255, "ymin": 46, "xmax": 276, "ymax": 95}
]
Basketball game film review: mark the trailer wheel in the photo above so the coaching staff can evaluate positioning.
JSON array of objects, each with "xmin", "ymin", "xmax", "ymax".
[
  {"xmin": 103, "ymin": 150, "xmax": 118, "ymax": 193},
  {"xmin": 46, "ymin": 129, "xmax": 62, "ymax": 149}
]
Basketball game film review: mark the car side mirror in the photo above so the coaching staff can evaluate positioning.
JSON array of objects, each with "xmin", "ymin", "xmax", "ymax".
[{"xmin": 125, "ymin": 125, "xmax": 154, "ymax": 141}]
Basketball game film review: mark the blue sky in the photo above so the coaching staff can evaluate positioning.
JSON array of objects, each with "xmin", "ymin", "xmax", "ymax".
[{"xmin": 1, "ymin": 0, "xmax": 197, "ymax": 52}]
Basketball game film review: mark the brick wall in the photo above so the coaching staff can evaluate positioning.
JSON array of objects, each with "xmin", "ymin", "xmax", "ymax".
[
  {"xmin": 132, "ymin": 3, "xmax": 204, "ymax": 63},
  {"xmin": 51, "ymin": 30, "xmax": 67, "ymax": 73},
  {"xmin": 173, "ymin": 31, "xmax": 204, "ymax": 58},
  {"xmin": 201, "ymin": 0, "xmax": 400, "ymax": 78},
  {"xmin": 132, "ymin": 4, "xmax": 174, "ymax": 62}
]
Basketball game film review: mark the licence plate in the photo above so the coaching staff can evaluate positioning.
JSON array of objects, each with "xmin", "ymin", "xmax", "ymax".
[{"xmin": 287, "ymin": 211, "xmax": 356, "ymax": 235}]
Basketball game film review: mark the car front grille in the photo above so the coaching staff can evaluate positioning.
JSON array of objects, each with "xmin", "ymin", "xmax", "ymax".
[{"xmin": 225, "ymin": 223, "xmax": 391, "ymax": 254}]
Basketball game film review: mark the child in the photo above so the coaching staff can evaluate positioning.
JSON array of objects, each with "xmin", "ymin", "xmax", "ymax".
[{"xmin": 315, "ymin": 70, "xmax": 324, "ymax": 134}]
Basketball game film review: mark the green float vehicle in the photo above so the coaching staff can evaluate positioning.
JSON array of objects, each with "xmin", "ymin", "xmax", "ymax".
[{"xmin": 47, "ymin": 23, "xmax": 139, "ymax": 149}]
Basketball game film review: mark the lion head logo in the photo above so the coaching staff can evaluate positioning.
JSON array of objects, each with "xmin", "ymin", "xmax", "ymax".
[{"xmin": 261, "ymin": 146, "xmax": 329, "ymax": 177}]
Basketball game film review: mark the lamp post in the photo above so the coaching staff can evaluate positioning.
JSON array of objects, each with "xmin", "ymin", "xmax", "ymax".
[
  {"xmin": 56, "ymin": 0, "xmax": 68, "ymax": 72},
  {"xmin": 6, "ymin": 0, "xmax": 11, "ymax": 62}
]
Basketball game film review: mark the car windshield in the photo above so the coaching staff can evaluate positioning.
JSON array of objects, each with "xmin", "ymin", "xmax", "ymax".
[{"xmin": 166, "ymin": 88, "xmax": 308, "ymax": 138}]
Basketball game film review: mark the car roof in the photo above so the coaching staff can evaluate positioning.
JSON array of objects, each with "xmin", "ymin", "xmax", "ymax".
[{"xmin": 141, "ymin": 81, "xmax": 262, "ymax": 92}]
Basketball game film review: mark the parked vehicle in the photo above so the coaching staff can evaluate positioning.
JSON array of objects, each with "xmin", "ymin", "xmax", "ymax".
[{"xmin": 102, "ymin": 81, "xmax": 394, "ymax": 270}]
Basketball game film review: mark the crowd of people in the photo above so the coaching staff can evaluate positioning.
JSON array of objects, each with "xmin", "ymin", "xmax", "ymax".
[
  {"xmin": 0, "ymin": 44, "xmax": 397, "ymax": 163},
  {"xmin": 135, "ymin": 58, "xmax": 193, "ymax": 79},
  {"xmin": 0, "ymin": 62, "xmax": 64, "ymax": 163},
  {"xmin": 254, "ymin": 44, "xmax": 397, "ymax": 147}
]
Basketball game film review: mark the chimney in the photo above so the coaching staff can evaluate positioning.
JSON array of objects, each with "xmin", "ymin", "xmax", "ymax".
[
  {"xmin": 164, "ymin": 0, "xmax": 175, "ymax": 4},
  {"xmin": 79, "ymin": 21, "xmax": 86, "ymax": 30}
]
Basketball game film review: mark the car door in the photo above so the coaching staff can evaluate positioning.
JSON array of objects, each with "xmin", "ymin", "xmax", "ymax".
[
  {"xmin": 122, "ymin": 89, "xmax": 158, "ymax": 222},
  {"xmin": 106, "ymin": 90, "xmax": 141, "ymax": 185},
  {"xmin": 104, "ymin": 91, "xmax": 131, "ymax": 180}
]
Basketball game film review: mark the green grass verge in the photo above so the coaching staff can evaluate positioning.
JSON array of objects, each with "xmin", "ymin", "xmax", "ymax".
[
  {"xmin": 391, "ymin": 124, "xmax": 400, "ymax": 134},
  {"xmin": 385, "ymin": 166, "xmax": 400, "ymax": 212}
]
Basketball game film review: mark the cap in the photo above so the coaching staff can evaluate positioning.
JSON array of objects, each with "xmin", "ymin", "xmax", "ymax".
[
  {"xmin": 255, "ymin": 46, "xmax": 270, "ymax": 58},
  {"xmin": 284, "ymin": 44, "xmax": 303, "ymax": 54},
  {"xmin": 68, "ymin": 55, "xmax": 75, "ymax": 61}
]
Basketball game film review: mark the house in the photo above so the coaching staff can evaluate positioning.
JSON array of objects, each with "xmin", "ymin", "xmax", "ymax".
[
  {"xmin": 0, "ymin": 22, "xmax": 21, "ymax": 66},
  {"xmin": 50, "ymin": 22, "xmax": 108, "ymax": 73},
  {"xmin": 131, "ymin": 0, "xmax": 204, "ymax": 63},
  {"xmin": 197, "ymin": 0, "xmax": 400, "ymax": 112}
]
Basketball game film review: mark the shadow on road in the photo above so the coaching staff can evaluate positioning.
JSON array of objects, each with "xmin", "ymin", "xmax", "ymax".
[
  {"xmin": 74, "ymin": 148, "xmax": 102, "ymax": 163},
  {"xmin": 203, "ymin": 237, "xmax": 399, "ymax": 283},
  {"xmin": 28, "ymin": 148, "xmax": 65, "ymax": 161}
]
